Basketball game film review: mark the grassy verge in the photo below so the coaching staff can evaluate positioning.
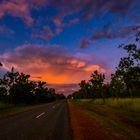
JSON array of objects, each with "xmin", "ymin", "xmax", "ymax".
[
  {"xmin": 73, "ymin": 98, "xmax": 140, "ymax": 112},
  {"xmin": 0, "ymin": 102, "xmax": 49, "ymax": 118},
  {"xmin": 68, "ymin": 101, "xmax": 115, "ymax": 140},
  {"xmin": 70, "ymin": 98, "xmax": 140, "ymax": 139}
]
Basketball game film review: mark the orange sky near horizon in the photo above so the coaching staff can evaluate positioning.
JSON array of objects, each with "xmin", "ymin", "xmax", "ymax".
[{"xmin": 1, "ymin": 45, "xmax": 108, "ymax": 85}]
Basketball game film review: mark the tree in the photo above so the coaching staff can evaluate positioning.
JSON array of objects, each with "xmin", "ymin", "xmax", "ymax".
[
  {"xmin": 9, "ymin": 72, "xmax": 36, "ymax": 104},
  {"xmin": 0, "ymin": 64, "xmax": 64, "ymax": 104},
  {"xmin": 55, "ymin": 94, "xmax": 66, "ymax": 99},
  {"xmin": 72, "ymin": 91, "xmax": 84, "ymax": 99},
  {"xmin": 0, "ymin": 86, "xmax": 7, "ymax": 102},
  {"xmin": 0, "ymin": 62, "xmax": 2, "ymax": 67},
  {"xmin": 35, "ymin": 81, "xmax": 49, "ymax": 103},
  {"xmin": 89, "ymin": 70, "xmax": 105, "ymax": 100},
  {"xmin": 110, "ymin": 73, "xmax": 126, "ymax": 98},
  {"xmin": 79, "ymin": 80, "xmax": 90, "ymax": 98},
  {"xmin": 115, "ymin": 44, "xmax": 140, "ymax": 97},
  {"xmin": 4, "ymin": 67, "xmax": 19, "ymax": 88}
]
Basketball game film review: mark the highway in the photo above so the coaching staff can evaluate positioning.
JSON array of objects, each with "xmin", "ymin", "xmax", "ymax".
[{"xmin": 0, "ymin": 100, "xmax": 71, "ymax": 140}]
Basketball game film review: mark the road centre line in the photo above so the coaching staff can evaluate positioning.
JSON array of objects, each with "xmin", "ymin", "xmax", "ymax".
[{"xmin": 36, "ymin": 112, "xmax": 45, "ymax": 119}]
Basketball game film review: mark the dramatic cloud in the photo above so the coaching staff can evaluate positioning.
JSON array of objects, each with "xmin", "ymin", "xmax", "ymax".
[
  {"xmin": 0, "ymin": 0, "xmax": 33, "ymax": 26},
  {"xmin": 47, "ymin": 0, "xmax": 137, "ymax": 19},
  {"xmin": 33, "ymin": 25, "xmax": 57, "ymax": 40},
  {"xmin": 0, "ymin": 44, "xmax": 108, "ymax": 85},
  {"xmin": 0, "ymin": 44, "xmax": 110, "ymax": 94},
  {"xmin": 0, "ymin": 0, "xmax": 139, "ymax": 39},
  {"xmin": 92, "ymin": 25, "xmax": 140, "ymax": 40},
  {"xmin": 33, "ymin": 18, "xmax": 63, "ymax": 40},
  {"xmin": 1, "ymin": 1, "xmax": 139, "ymax": 95}
]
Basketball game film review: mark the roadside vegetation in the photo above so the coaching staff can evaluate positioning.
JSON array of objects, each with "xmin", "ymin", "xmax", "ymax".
[
  {"xmin": 69, "ymin": 99, "xmax": 140, "ymax": 140},
  {"xmin": 74, "ymin": 98, "xmax": 140, "ymax": 112},
  {"xmin": 68, "ymin": 34, "xmax": 140, "ymax": 100},
  {"xmin": 0, "ymin": 64, "xmax": 65, "ymax": 114},
  {"xmin": 68, "ymin": 34, "xmax": 140, "ymax": 139},
  {"xmin": 0, "ymin": 101, "xmax": 50, "ymax": 117}
]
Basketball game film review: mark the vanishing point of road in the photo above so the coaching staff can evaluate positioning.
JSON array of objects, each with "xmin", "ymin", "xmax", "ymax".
[{"xmin": 0, "ymin": 100, "xmax": 71, "ymax": 140}]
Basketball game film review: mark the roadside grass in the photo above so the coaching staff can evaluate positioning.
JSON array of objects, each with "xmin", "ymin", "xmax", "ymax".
[
  {"xmin": 73, "ymin": 98, "xmax": 140, "ymax": 112},
  {"xmin": 70, "ymin": 98, "xmax": 140, "ymax": 139},
  {"xmin": 0, "ymin": 102, "xmax": 14, "ymax": 110},
  {"xmin": 0, "ymin": 102, "xmax": 49, "ymax": 118}
]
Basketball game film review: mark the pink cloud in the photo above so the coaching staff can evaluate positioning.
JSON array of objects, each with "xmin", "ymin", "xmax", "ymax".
[
  {"xmin": 0, "ymin": 0, "xmax": 33, "ymax": 26},
  {"xmin": 0, "ymin": 44, "xmax": 109, "ymax": 84},
  {"xmin": 33, "ymin": 16, "xmax": 80, "ymax": 40},
  {"xmin": 84, "ymin": 65, "xmax": 106, "ymax": 73},
  {"xmin": 92, "ymin": 25, "xmax": 140, "ymax": 40},
  {"xmin": 0, "ymin": 0, "xmax": 138, "ymax": 29},
  {"xmin": 33, "ymin": 22, "xmax": 62, "ymax": 40},
  {"xmin": 33, "ymin": 17, "xmax": 64, "ymax": 40},
  {"xmin": 53, "ymin": 17, "xmax": 62, "ymax": 27}
]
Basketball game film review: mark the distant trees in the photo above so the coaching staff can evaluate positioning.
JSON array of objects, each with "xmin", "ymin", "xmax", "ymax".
[
  {"xmin": 0, "ymin": 66, "xmax": 65, "ymax": 104},
  {"xmin": 71, "ymin": 70, "xmax": 106, "ymax": 99},
  {"xmin": 71, "ymin": 40, "xmax": 140, "ymax": 99},
  {"xmin": 72, "ymin": 91, "xmax": 84, "ymax": 99},
  {"xmin": 0, "ymin": 62, "xmax": 2, "ymax": 67}
]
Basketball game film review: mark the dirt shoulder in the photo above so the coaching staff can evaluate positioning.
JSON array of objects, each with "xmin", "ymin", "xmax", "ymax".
[
  {"xmin": 68, "ymin": 100, "xmax": 140, "ymax": 140},
  {"xmin": 68, "ymin": 101, "xmax": 118, "ymax": 140}
]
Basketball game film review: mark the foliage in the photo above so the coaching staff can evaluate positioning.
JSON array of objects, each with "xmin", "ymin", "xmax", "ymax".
[
  {"xmin": 0, "ymin": 67, "xmax": 65, "ymax": 105},
  {"xmin": 75, "ymin": 98, "xmax": 140, "ymax": 112},
  {"xmin": 71, "ymin": 38, "xmax": 140, "ymax": 99}
]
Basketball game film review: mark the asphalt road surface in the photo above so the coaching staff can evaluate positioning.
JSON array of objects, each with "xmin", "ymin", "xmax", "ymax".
[{"xmin": 0, "ymin": 100, "xmax": 71, "ymax": 140}]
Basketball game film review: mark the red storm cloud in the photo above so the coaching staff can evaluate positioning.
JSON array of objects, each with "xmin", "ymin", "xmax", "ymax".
[{"xmin": 0, "ymin": 44, "xmax": 108, "ymax": 84}]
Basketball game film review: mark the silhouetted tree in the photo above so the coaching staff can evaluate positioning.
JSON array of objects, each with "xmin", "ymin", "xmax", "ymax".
[
  {"xmin": 4, "ymin": 67, "xmax": 19, "ymax": 88},
  {"xmin": 110, "ymin": 73, "xmax": 126, "ymax": 98},
  {"xmin": 35, "ymin": 81, "xmax": 49, "ymax": 103},
  {"xmin": 55, "ymin": 94, "xmax": 66, "ymax": 99},
  {"xmin": 0, "ymin": 62, "xmax": 2, "ymax": 67},
  {"xmin": 9, "ymin": 72, "xmax": 35, "ymax": 104},
  {"xmin": 79, "ymin": 80, "xmax": 90, "ymax": 98},
  {"xmin": 89, "ymin": 70, "xmax": 105, "ymax": 100},
  {"xmin": 115, "ymin": 44, "xmax": 140, "ymax": 97},
  {"xmin": 72, "ymin": 91, "xmax": 84, "ymax": 99}
]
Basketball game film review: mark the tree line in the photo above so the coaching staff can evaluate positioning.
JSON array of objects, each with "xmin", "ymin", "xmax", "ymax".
[
  {"xmin": 0, "ymin": 66, "xmax": 65, "ymax": 104},
  {"xmin": 68, "ymin": 39, "xmax": 140, "ymax": 99}
]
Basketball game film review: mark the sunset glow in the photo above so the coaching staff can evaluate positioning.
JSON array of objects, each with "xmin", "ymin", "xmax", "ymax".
[{"xmin": 0, "ymin": 0, "xmax": 140, "ymax": 95}]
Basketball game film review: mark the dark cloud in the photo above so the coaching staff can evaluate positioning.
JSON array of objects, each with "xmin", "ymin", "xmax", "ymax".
[
  {"xmin": 0, "ymin": 0, "xmax": 139, "ymax": 39},
  {"xmin": 51, "ymin": 0, "xmax": 139, "ymax": 21},
  {"xmin": 92, "ymin": 25, "xmax": 140, "ymax": 40}
]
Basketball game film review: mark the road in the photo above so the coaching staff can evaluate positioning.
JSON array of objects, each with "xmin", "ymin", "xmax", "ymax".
[{"xmin": 0, "ymin": 100, "xmax": 71, "ymax": 140}]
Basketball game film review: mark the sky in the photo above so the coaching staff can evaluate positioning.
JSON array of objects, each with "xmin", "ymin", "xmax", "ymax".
[{"xmin": 0, "ymin": 0, "xmax": 140, "ymax": 95}]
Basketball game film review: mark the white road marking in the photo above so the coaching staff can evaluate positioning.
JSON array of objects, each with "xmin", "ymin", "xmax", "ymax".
[{"xmin": 36, "ymin": 112, "xmax": 45, "ymax": 119}]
